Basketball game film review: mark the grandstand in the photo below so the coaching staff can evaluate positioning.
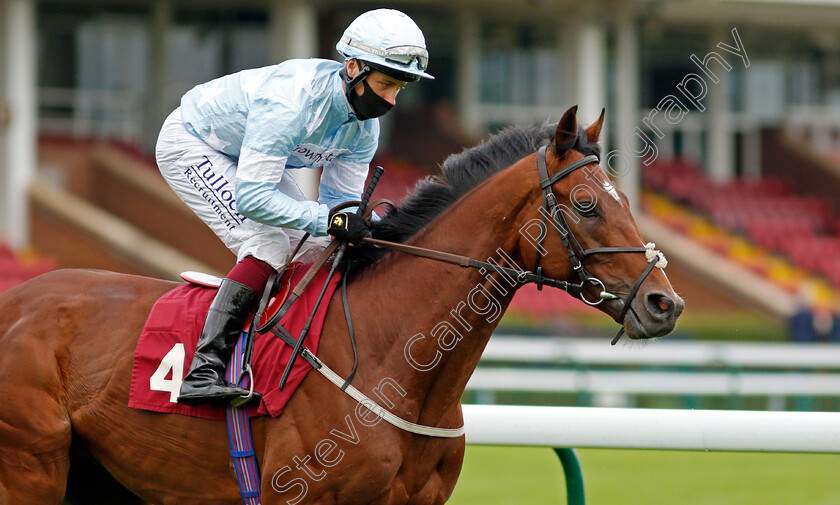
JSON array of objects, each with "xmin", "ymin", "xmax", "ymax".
[
  {"xmin": 643, "ymin": 156, "xmax": 840, "ymax": 310},
  {"xmin": 7, "ymin": 5, "xmax": 840, "ymax": 503},
  {"xmin": 3, "ymin": 0, "xmax": 840, "ymax": 339},
  {"xmin": 0, "ymin": 240, "xmax": 56, "ymax": 294}
]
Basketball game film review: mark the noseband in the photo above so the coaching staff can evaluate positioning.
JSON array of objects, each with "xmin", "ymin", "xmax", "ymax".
[{"xmin": 359, "ymin": 142, "xmax": 667, "ymax": 344}]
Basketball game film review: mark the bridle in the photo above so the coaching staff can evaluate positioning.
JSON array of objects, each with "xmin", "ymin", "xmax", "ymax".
[
  {"xmin": 532, "ymin": 142, "xmax": 667, "ymax": 344},
  {"xmin": 361, "ymin": 139, "xmax": 668, "ymax": 344},
  {"xmin": 534, "ymin": 144, "xmax": 631, "ymax": 304}
]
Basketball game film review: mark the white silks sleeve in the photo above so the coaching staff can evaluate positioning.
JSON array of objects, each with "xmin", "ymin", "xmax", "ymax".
[{"xmin": 235, "ymin": 180, "xmax": 330, "ymax": 236}]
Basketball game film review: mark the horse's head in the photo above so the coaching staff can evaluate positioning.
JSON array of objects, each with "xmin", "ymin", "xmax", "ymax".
[{"xmin": 517, "ymin": 105, "xmax": 683, "ymax": 339}]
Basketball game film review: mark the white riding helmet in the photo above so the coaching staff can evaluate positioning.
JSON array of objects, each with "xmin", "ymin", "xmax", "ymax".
[{"xmin": 336, "ymin": 9, "xmax": 434, "ymax": 82}]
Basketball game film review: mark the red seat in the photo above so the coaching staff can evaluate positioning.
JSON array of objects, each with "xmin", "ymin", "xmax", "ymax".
[{"xmin": 643, "ymin": 165, "xmax": 840, "ymax": 289}]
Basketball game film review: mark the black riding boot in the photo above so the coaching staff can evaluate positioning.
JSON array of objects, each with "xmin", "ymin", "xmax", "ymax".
[{"xmin": 178, "ymin": 279, "xmax": 261, "ymax": 406}]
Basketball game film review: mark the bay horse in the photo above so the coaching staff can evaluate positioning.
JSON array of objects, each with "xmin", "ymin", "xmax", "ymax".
[{"xmin": 0, "ymin": 106, "xmax": 682, "ymax": 505}]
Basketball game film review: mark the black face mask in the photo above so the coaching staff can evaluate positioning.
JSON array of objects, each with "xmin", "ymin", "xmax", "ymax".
[{"xmin": 348, "ymin": 78, "xmax": 393, "ymax": 121}]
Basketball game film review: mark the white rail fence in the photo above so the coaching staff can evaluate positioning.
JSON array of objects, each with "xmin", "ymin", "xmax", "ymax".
[
  {"xmin": 463, "ymin": 404, "xmax": 840, "ymax": 453},
  {"xmin": 462, "ymin": 404, "xmax": 840, "ymax": 504},
  {"xmin": 467, "ymin": 336, "xmax": 840, "ymax": 409}
]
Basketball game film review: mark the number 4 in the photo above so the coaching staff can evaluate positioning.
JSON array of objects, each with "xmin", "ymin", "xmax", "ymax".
[{"xmin": 150, "ymin": 343, "xmax": 185, "ymax": 403}]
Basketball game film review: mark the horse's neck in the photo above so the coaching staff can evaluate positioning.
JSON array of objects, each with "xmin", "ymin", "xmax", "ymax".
[{"xmin": 348, "ymin": 163, "xmax": 536, "ymax": 422}]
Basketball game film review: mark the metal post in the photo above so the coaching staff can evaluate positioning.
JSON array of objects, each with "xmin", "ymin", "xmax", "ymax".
[{"xmin": 554, "ymin": 448, "xmax": 586, "ymax": 505}]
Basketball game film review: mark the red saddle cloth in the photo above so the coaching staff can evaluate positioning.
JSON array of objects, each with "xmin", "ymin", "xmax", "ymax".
[{"xmin": 128, "ymin": 264, "xmax": 340, "ymax": 420}]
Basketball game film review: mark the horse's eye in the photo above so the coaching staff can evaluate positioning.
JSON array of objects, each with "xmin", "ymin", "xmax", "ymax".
[{"xmin": 576, "ymin": 202, "xmax": 598, "ymax": 218}]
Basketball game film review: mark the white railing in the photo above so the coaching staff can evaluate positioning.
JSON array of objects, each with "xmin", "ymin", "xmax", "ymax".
[
  {"xmin": 467, "ymin": 336, "xmax": 840, "ymax": 408},
  {"xmin": 468, "ymin": 368, "xmax": 840, "ymax": 396},
  {"xmin": 463, "ymin": 404, "xmax": 840, "ymax": 453},
  {"xmin": 38, "ymin": 87, "xmax": 145, "ymax": 143},
  {"xmin": 643, "ymin": 110, "xmax": 774, "ymax": 178},
  {"xmin": 480, "ymin": 336, "xmax": 840, "ymax": 368},
  {"xmin": 785, "ymin": 105, "xmax": 840, "ymax": 157},
  {"xmin": 462, "ymin": 404, "xmax": 840, "ymax": 504}
]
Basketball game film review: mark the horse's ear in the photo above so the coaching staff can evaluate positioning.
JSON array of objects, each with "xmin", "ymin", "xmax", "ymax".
[
  {"xmin": 586, "ymin": 108, "xmax": 606, "ymax": 143},
  {"xmin": 554, "ymin": 105, "xmax": 578, "ymax": 152}
]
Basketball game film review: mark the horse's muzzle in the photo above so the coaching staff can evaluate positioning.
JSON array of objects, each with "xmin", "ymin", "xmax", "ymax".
[{"xmin": 624, "ymin": 291, "xmax": 684, "ymax": 339}]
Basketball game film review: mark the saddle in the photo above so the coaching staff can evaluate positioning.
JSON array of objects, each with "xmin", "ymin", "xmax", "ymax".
[
  {"xmin": 182, "ymin": 261, "xmax": 303, "ymax": 333},
  {"xmin": 128, "ymin": 262, "xmax": 341, "ymax": 420}
]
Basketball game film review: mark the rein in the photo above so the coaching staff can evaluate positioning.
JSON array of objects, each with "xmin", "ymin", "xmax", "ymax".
[{"xmin": 360, "ymin": 238, "xmax": 588, "ymax": 294}]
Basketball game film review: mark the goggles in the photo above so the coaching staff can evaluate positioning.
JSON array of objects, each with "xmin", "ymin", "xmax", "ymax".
[{"xmin": 340, "ymin": 36, "xmax": 429, "ymax": 71}]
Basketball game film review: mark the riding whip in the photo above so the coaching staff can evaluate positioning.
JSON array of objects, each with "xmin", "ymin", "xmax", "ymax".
[{"xmin": 278, "ymin": 165, "xmax": 385, "ymax": 390}]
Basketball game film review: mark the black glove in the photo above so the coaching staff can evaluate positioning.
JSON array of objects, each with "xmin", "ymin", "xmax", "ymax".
[{"xmin": 327, "ymin": 210, "xmax": 372, "ymax": 246}]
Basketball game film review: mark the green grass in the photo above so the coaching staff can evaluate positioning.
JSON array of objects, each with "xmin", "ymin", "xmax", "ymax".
[{"xmin": 448, "ymin": 446, "xmax": 840, "ymax": 505}]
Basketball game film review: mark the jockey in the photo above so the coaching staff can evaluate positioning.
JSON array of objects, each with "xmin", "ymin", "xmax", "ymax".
[{"xmin": 156, "ymin": 8, "xmax": 433, "ymax": 406}]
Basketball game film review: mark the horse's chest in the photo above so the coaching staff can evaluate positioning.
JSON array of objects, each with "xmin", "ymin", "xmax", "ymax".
[
  {"xmin": 309, "ymin": 444, "xmax": 460, "ymax": 505},
  {"xmin": 386, "ymin": 444, "xmax": 463, "ymax": 505}
]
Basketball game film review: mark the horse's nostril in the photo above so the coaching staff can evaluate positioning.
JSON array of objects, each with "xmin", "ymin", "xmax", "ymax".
[{"xmin": 646, "ymin": 293, "xmax": 674, "ymax": 317}]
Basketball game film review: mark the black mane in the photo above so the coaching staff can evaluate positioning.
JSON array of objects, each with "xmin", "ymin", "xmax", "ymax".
[{"xmin": 344, "ymin": 121, "xmax": 600, "ymax": 274}]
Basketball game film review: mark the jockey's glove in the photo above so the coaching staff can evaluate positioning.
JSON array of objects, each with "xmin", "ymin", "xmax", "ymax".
[{"xmin": 327, "ymin": 210, "xmax": 372, "ymax": 246}]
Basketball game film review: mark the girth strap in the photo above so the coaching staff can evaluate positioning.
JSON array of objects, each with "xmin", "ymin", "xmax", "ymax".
[{"xmin": 225, "ymin": 333, "xmax": 263, "ymax": 505}]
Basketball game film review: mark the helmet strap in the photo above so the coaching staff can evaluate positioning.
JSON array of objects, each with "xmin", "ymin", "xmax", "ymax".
[{"xmin": 340, "ymin": 60, "xmax": 372, "ymax": 100}]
